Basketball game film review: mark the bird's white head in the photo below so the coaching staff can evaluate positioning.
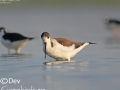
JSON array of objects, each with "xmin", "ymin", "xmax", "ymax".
[
  {"xmin": 105, "ymin": 17, "xmax": 110, "ymax": 23},
  {"xmin": 41, "ymin": 32, "xmax": 50, "ymax": 59},
  {"xmin": 41, "ymin": 32, "xmax": 50, "ymax": 43},
  {"xmin": 0, "ymin": 27, "xmax": 6, "ymax": 36}
]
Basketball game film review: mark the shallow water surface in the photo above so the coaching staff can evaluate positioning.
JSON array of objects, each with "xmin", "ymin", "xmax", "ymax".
[{"xmin": 0, "ymin": 8, "xmax": 120, "ymax": 90}]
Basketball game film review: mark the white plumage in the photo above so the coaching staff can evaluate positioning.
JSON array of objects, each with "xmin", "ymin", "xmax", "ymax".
[
  {"xmin": 41, "ymin": 32, "xmax": 96, "ymax": 62},
  {"xmin": 0, "ymin": 27, "xmax": 34, "ymax": 54}
]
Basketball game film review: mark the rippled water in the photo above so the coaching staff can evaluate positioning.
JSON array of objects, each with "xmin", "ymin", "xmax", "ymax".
[{"xmin": 0, "ymin": 7, "xmax": 120, "ymax": 90}]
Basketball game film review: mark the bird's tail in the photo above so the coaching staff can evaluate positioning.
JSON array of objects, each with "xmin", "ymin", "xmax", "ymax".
[
  {"xmin": 29, "ymin": 38, "xmax": 35, "ymax": 40},
  {"xmin": 89, "ymin": 42, "xmax": 97, "ymax": 44},
  {"xmin": 29, "ymin": 36, "xmax": 40, "ymax": 40}
]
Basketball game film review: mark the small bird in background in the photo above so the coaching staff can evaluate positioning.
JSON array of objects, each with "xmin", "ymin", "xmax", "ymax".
[
  {"xmin": 105, "ymin": 17, "xmax": 120, "ymax": 39},
  {"xmin": 0, "ymin": 27, "xmax": 34, "ymax": 54},
  {"xmin": 41, "ymin": 32, "xmax": 96, "ymax": 64}
]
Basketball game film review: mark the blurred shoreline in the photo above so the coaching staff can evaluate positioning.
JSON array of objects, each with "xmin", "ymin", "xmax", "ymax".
[{"xmin": 0, "ymin": 0, "xmax": 120, "ymax": 10}]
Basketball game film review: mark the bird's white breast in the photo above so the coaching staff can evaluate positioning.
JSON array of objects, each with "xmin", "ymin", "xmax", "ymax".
[
  {"xmin": 44, "ymin": 39, "xmax": 76, "ymax": 59},
  {"xmin": 1, "ymin": 37, "xmax": 11, "ymax": 48},
  {"xmin": 0, "ymin": 37, "xmax": 29, "ymax": 49}
]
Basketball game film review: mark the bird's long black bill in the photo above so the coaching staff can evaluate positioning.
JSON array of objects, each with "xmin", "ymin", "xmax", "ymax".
[{"xmin": 44, "ymin": 42, "xmax": 47, "ymax": 59}]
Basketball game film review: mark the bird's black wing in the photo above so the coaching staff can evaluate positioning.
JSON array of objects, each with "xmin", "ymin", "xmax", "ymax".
[
  {"xmin": 3, "ymin": 33, "xmax": 29, "ymax": 42},
  {"xmin": 109, "ymin": 19, "xmax": 120, "ymax": 24}
]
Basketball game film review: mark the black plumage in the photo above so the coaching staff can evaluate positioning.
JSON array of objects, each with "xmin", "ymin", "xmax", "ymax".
[
  {"xmin": 108, "ymin": 19, "xmax": 120, "ymax": 25},
  {"xmin": 3, "ymin": 33, "xmax": 34, "ymax": 42},
  {"xmin": 0, "ymin": 27, "xmax": 35, "ymax": 54}
]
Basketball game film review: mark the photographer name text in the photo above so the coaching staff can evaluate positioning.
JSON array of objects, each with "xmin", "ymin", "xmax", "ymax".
[{"xmin": 1, "ymin": 85, "xmax": 45, "ymax": 90}]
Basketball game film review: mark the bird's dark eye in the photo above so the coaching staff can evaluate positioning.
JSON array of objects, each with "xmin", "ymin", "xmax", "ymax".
[
  {"xmin": 41, "ymin": 32, "xmax": 50, "ymax": 39},
  {"xmin": 47, "ymin": 36, "xmax": 49, "ymax": 39}
]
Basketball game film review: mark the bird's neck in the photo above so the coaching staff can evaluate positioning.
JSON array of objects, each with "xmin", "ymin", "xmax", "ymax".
[
  {"xmin": 46, "ymin": 40, "xmax": 52, "ymax": 49},
  {"xmin": 42, "ymin": 40, "xmax": 52, "ymax": 54},
  {"xmin": 0, "ymin": 30, "xmax": 6, "ymax": 36},
  {"xmin": 4, "ymin": 30, "xmax": 7, "ymax": 34}
]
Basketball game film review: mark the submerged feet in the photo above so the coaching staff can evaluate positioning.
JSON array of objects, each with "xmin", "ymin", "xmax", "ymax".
[{"xmin": 56, "ymin": 59, "xmax": 69, "ymax": 61}]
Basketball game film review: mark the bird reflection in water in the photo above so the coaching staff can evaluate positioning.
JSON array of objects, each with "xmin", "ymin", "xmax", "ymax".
[
  {"xmin": 42, "ymin": 60, "xmax": 89, "ymax": 83},
  {"xmin": 0, "ymin": 54, "xmax": 32, "ymax": 60}
]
